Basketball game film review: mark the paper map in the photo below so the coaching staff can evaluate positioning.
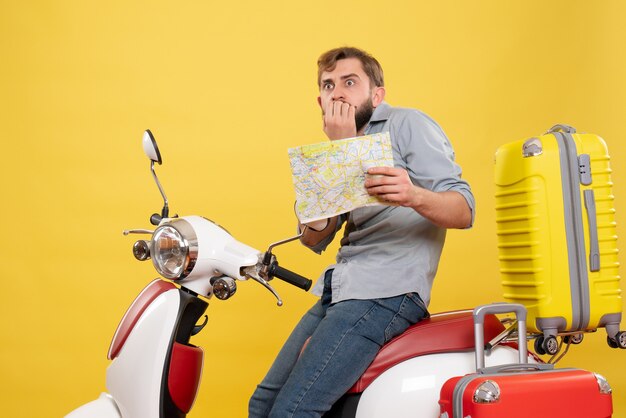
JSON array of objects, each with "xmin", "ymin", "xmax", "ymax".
[{"xmin": 288, "ymin": 132, "xmax": 394, "ymax": 223}]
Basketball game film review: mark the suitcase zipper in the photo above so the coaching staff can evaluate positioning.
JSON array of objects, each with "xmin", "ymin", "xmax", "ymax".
[{"xmin": 554, "ymin": 132, "xmax": 591, "ymax": 331}]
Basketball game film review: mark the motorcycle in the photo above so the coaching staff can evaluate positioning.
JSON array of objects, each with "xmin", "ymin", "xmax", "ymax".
[{"xmin": 67, "ymin": 130, "xmax": 603, "ymax": 418}]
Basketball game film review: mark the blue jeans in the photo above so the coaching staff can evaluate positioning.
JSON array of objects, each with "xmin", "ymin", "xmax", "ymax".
[{"xmin": 248, "ymin": 270, "xmax": 429, "ymax": 418}]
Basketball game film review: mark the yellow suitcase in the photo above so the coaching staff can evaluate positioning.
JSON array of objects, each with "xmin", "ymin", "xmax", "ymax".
[{"xmin": 494, "ymin": 124, "xmax": 624, "ymax": 354}]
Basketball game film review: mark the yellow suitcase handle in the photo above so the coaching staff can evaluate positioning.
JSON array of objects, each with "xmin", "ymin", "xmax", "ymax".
[{"xmin": 545, "ymin": 124, "xmax": 577, "ymax": 134}]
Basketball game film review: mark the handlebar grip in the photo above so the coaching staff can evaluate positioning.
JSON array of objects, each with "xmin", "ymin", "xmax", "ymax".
[{"xmin": 270, "ymin": 264, "xmax": 312, "ymax": 291}]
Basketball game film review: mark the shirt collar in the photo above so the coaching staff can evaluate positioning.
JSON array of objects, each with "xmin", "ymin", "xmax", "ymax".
[{"xmin": 369, "ymin": 101, "xmax": 391, "ymax": 123}]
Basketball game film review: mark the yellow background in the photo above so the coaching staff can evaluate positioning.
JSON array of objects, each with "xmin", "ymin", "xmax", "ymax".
[{"xmin": 1, "ymin": 1, "xmax": 625, "ymax": 416}]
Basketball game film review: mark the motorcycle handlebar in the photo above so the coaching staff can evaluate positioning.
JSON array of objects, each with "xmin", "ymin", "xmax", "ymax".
[{"xmin": 269, "ymin": 264, "xmax": 312, "ymax": 291}]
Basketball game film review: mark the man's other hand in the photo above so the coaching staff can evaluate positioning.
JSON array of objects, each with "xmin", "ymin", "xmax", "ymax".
[
  {"xmin": 323, "ymin": 100, "xmax": 357, "ymax": 140},
  {"xmin": 364, "ymin": 167, "xmax": 416, "ymax": 207},
  {"xmin": 364, "ymin": 166, "xmax": 472, "ymax": 229}
]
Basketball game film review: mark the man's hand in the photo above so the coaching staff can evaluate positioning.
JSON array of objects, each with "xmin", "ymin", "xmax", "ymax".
[
  {"xmin": 323, "ymin": 100, "xmax": 357, "ymax": 140},
  {"xmin": 364, "ymin": 166, "xmax": 417, "ymax": 207},
  {"xmin": 364, "ymin": 166, "xmax": 472, "ymax": 229}
]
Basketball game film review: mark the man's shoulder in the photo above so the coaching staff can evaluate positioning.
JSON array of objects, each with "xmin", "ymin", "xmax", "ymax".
[
  {"xmin": 370, "ymin": 103, "xmax": 445, "ymax": 140},
  {"xmin": 387, "ymin": 105, "xmax": 431, "ymax": 122},
  {"xmin": 383, "ymin": 105, "xmax": 442, "ymax": 133}
]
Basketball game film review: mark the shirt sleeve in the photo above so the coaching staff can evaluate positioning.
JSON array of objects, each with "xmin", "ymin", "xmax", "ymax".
[
  {"xmin": 391, "ymin": 110, "xmax": 476, "ymax": 227},
  {"xmin": 303, "ymin": 213, "xmax": 347, "ymax": 254}
]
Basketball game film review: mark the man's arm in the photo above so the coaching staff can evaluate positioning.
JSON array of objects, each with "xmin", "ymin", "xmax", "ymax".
[
  {"xmin": 296, "ymin": 100, "xmax": 355, "ymax": 249},
  {"xmin": 364, "ymin": 166, "xmax": 472, "ymax": 229}
]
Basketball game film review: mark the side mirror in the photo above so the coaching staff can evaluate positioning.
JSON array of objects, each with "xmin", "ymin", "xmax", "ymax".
[
  {"xmin": 142, "ymin": 129, "xmax": 169, "ymax": 224},
  {"xmin": 143, "ymin": 129, "xmax": 162, "ymax": 165}
]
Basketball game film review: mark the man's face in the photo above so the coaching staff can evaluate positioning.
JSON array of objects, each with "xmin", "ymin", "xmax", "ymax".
[{"xmin": 318, "ymin": 58, "xmax": 384, "ymax": 132}]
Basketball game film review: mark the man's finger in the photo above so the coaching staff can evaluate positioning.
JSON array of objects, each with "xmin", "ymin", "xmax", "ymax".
[
  {"xmin": 326, "ymin": 100, "xmax": 336, "ymax": 118},
  {"xmin": 367, "ymin": 166, "xmax": 400, "ymax": 176},
  {"xmin": 365, "ymin": 175, "xmax": 391, "ymax": 188},
  {"xmin": 341, "ymin": 102, "xmax": 351, "ymax": 117}
]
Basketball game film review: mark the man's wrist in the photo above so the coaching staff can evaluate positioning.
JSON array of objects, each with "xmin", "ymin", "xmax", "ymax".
[{"xmin": 304, "ymin": 218, "xmax": 330, "ymax": 232}]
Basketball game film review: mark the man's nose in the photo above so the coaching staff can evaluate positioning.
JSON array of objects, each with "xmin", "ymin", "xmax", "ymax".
[{"xmin": 331, "ymin": 86, "xmax": 345, "ymax": 101}]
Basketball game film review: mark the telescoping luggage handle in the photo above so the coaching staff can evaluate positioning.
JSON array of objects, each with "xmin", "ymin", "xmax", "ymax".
[{"xmin": 473, "ymin": 303, "xmax": 528, "ymax": 370}]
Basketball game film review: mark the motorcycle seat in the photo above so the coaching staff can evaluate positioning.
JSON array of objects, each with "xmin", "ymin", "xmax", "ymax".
[{"xmin": 347, "ymin": 309, "xmax": 505, "ymax": 393}]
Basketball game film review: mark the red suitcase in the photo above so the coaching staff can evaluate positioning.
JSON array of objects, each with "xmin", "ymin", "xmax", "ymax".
[{"xmin": 439, "ymin": 303, "xmax": 613, "ymax": 418}]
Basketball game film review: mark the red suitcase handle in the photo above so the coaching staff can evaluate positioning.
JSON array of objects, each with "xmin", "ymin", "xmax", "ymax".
[{"xmin": 473, "ymin": 303, "xmax": 528, "ymax": 370}]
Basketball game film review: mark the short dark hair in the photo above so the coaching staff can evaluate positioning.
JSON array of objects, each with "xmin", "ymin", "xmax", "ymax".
[{"xmin": 317, "ymin": 47, "xmax": 384, "ymax": 88}]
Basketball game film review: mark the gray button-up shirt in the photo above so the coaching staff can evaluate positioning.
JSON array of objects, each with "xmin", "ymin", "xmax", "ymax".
[{"xmin": 307, "ymin": 102, "xmax": 475, "ymax": 306}]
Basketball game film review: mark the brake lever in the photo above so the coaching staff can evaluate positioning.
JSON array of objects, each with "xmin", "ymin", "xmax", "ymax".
[
  {"xmin": 123, "ymin": 229, "xmax": 154, "ymax": 235},
  {"xmin": 243, "ymin": 266, "xmax": 283, "ymax": 307}
]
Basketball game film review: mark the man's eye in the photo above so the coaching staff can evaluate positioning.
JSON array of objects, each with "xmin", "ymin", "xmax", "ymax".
[
  {"xmin": 346, "ymin": 80, "xmax": 355, "ymax": 86},
  {"xmin": 323, "ymin": 83, "xmax": 334, "ymax": 90}
]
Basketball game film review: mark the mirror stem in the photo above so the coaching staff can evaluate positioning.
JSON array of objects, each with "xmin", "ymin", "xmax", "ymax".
[{"xmin": 150, "ymin": 160, "xmax": 170, "ymax": 217}]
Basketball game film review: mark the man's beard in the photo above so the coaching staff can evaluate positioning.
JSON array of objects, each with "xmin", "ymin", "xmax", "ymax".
[{"xmin": 355, "ymin": 99, "xmax": 374, "ymax": 132}]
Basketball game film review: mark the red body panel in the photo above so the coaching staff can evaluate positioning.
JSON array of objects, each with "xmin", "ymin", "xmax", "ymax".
[
  {"xmin": 168, "ymin": 342, "xmax": 204, "ymax": 413},
  {"xmin": 108, "ymin": 279, "xmax": 177, "ymax": 359},
  {"xmin": 348, "ymin": 310, "xmax": 505, "ymax": 393},
  {"xmin": 439, "ymin": 368, "xmax": 612, "ymax": 417}
]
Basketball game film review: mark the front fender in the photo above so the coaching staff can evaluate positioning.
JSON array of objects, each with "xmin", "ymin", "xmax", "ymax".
[{"xmin": 65, "ymin": 393, "xmax": 121, "ymax": 418}]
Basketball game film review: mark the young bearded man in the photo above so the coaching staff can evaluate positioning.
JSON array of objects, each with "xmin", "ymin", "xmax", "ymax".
[{"xmin": 249, "ymin": 46, "xmax": 474, "ymax": 418}]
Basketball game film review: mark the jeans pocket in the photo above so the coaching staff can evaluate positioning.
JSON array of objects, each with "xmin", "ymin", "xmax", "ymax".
[
  {"xmin": 406, "ymin": 292, "xmax": 429, "ymax": 319},
  {"xmin": 383, "ymin": 293, "xmax": 428, "ymax": 343}
]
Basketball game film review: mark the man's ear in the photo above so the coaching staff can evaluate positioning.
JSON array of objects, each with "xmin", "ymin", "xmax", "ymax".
[
  {"xmin": 317, "ymin": 96, "xmax": 322, "ymax": 109},
  {"xmin": 372, "ymin": 87, "xmax": 386, "ymax": 108}
]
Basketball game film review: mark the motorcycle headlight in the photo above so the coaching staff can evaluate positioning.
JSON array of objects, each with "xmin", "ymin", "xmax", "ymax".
[{"xmin": 151, "ymin": 220, "xmax": 198, "ymax": 279}]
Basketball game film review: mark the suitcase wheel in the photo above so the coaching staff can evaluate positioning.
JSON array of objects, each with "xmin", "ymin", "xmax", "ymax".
[
  {"xmin": 534, "ymin": 335, "xmax": 559, "ymax": 355},
  {"xmin": 562, "ymin": 333, "xmax": 584, "ymax": 345},
  {"xmin": 607, "ymin": 331, "xmax": 626, "ymax": 349}
]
